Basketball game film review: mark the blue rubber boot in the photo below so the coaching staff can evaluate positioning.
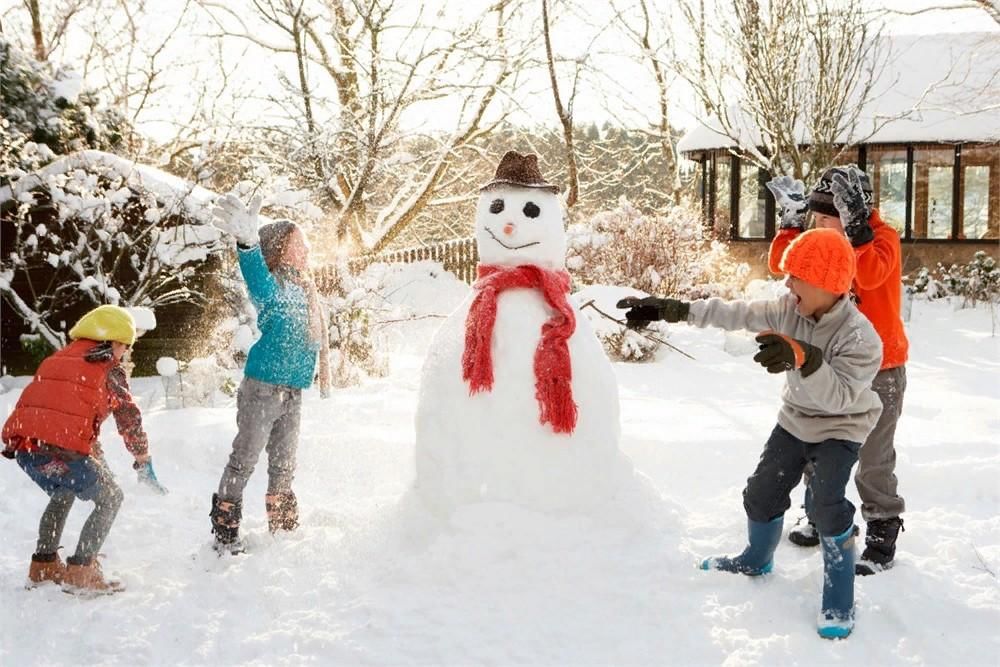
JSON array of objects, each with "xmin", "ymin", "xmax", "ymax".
[
  {"xmin": 700, "ymin": 516, "xmax": 783, "ymax": 576},
  {"xmin": 818, "ymin": 525, "xmax": 856, "ymax": 639}
]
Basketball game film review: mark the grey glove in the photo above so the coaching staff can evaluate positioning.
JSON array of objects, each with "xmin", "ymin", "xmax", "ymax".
[
  {"xmin": 765, "ymin": 175, "xmax": 809, "ymax": 230},
  {"xmin": 212, "ymin": 193, "xmax": 262, "ymax": 247},
  {"xmin": 831, "ymin": 168, "xmax": 873, "ymax": 246}
]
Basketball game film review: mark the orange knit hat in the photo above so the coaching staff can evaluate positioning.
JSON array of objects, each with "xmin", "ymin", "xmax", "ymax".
[{"xmin": 779, "ymin": 228, "xmax": 856, "ymax": 294}]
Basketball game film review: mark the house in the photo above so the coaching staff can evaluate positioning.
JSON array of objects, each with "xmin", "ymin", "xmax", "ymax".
[{"xmin": 678, "ymin": 32, "xmax": 1000, "ymax": 277}]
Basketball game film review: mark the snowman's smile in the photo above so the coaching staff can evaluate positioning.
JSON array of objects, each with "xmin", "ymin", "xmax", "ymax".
[{"xmin": 485, "ymin": 227, "xmax": 541, "ymax": 251}]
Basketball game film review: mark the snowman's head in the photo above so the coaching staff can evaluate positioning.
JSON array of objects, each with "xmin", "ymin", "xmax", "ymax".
[{"xmin": 475, "ymin": 152, "xmax": 565, "ymax": 269}]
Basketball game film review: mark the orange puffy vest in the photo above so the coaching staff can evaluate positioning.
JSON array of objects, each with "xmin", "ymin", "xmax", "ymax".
[{"xmin": 2, "ymin": 339, "xmax": 115, "ymax": 456}]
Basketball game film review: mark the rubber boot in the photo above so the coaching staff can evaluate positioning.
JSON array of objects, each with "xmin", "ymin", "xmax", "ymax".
[
  {"xmin": 818, "ymin": 525, "xmax": 856, "ymax": 639},
  {"xmin": 265, "ymin": 491, "xmax": 299, "ymax": 533},
  {"xmin": 62, "ymin": 556, "xmax": 124, "ymax": 595},
  {"xmin": 210, "ymin": 493, "xmax": 244, "ymax": 554},
  {"xmin": 700, "ymin": 515, "xmax": 783, "ymax": 576},
  {"xmin": 27, "ymin": 552, "xmax": 67, "ymax": 587}
]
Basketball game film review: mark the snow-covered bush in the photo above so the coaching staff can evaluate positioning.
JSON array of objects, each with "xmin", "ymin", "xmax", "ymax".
[
  {"xmin": 157, "ymin": 355, "xmax": 235, "ymax": 409},
  {"xmin": 575, "ymin": 285, "xmax": 671, "ymax": 362},
  {"xmin": 910, "ymin": 252, "xmax": 1000, "ymax": 307},
  {"xmin": 318, "ymin": 261, "xmax": 390, "ymax": 387},
  {"xmin": 566, "ymin": 198, "xmax": 750, "ymax": 299}
]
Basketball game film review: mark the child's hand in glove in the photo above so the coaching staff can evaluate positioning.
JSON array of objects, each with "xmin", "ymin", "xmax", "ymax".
[
  {"xmin": 831, "ymin": 168, "xmax": 873, "ymax": 247},
  {"xmin": 753, "ymin": 330, "xmax": 823, "ymax": 377},
  {"xmin": 135, "ymin": 458, "xmax": 169, "ymax": 495},
  {"xmin": 212, "ymin": 193, "xmax": 262, "ymax": 247},
  {"xmin": 765, "ymin": 176, "xmax": 809, "ymax": 230},
  {"xmin": 616, "ymin": 296, "xmax": 690, "ymax": 329}
]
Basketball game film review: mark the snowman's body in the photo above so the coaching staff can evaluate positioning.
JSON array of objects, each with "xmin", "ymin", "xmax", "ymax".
[{"xmin": 414, "ymin": 177, "xmax": 631, "ymax": 513}]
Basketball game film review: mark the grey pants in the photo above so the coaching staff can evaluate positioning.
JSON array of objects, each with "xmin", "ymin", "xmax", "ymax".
[
  {"xmin": 856, "ymin": 366, "xmax": 907, "ymax": 521},
  {"xmin": 802, "ymin": 366, "xmax": 907, "ymax": 522},
  {"xmin": 217, "ymin": 377, "xmax": 302, "ymax": 503},
  {"xmin": 37, "ymin": 456, "xmax": 124, "ymax": 561}
]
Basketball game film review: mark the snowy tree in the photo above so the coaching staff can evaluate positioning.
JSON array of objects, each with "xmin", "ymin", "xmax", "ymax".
[
  {"xmin": 198, "ymin": 0, "xmax": 532, "ymax": 253},
  {"xmin": 675, "ymin": 0, "xmax": 892, "ymax": 181},
  {"xmin": 0, "ymin": 35, "xmax": 131, "ymax": 169}
]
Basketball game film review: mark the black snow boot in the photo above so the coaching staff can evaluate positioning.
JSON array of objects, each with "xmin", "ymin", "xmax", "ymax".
[
  {"xmin": 210, "ymin": 493, "xmax": 244, "ymax": 554},
  {"xmin": 856, "ymin": 517, "xmax": 904, "ymax": 576},
  {"xmin": 789, "ymin": 517, "xmax": 858, "ymax": 548},
  {"xmin": 788, "ymin": 517, "xmax": 820, "ymax": 547}
]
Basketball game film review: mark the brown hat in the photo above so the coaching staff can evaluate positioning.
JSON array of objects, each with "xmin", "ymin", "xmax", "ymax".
[{"xmin": 480, "ymin": 151, "xmax": 560, "ymax": 193}]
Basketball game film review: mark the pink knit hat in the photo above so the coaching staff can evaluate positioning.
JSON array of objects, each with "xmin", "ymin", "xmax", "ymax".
[{"xmin": 779, "ymin": 228, "xmax": 856, "ymax": 294}]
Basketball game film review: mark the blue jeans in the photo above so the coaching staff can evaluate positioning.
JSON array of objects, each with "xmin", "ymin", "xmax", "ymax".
[
  {"xmin": 743, "ymin": 425, "xmax": 861, "ymax": 537},
  {"xmin": 16, "ymin": 451, "xmax": 101, "ymax": 501}
]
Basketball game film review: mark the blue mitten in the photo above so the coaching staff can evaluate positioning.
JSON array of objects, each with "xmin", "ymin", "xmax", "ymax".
[{"xmin": 136, "ymin": 459, "xmax": 169, "ymax": 495}]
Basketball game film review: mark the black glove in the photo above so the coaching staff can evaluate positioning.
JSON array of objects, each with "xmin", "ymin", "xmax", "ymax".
[
  {"xmin": 753, "ymin": 331, "xmax": 823, "ymax": 378},
  {"xmin": 831, "ymin": 168, "xmax": 873, "ymax": 247},
  {"xmin": 616, "ymin": 296, "xmax": 690, "ymax": 329}
]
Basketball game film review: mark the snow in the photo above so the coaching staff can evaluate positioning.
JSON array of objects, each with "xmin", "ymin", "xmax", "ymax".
[
  {"xmin": 678, "ymin": 32, "xmax": 1000, "ymax": 152},
  {"xmin": 0, "ymin": 294, "xmax": 997, "ymax": 664}
]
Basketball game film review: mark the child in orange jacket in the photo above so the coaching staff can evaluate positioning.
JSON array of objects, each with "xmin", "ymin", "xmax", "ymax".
[
  {"xmin": 2, "ymin": 305, "xmax": 167, "ymax": 594},
  {"xmin": 767, "ymin": 167, "xmax": 909, "ymax": 575}
]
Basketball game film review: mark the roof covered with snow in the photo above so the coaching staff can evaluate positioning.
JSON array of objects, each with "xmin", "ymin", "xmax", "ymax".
[
  {"xmin": 0, "ymin": 150, "xmax": 221, "ymax": 223},
  {"xmin": 678, "ymin": 32, "xmax": 1000, "ymax": 154}
]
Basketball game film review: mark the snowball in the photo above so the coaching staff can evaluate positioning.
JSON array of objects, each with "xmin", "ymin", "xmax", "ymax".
[
  {"xmin": 156, "ymin": 357, "xmax": 179, "ymax": 377},
  {"xmin": 126, "ymin": 306, "xmax": 157, "ymax": 332}
]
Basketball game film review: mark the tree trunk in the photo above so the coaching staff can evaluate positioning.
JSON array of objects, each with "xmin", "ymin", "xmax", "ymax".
[
  {"xmin": 27, "ymin": 0, "xmax": 45, "ymax": 60},
  {"xmin": 542, "ymin": 0, "xmax": 579, "ymax": 208}
]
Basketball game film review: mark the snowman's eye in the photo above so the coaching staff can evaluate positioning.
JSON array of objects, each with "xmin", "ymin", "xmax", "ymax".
[
  {"xmin": 523, "ymin": 202, "xmax": 540, "ymax": 219},
  {"xmin": 489, "ymin": 199, "xmax": 504, "ymax": 214}
]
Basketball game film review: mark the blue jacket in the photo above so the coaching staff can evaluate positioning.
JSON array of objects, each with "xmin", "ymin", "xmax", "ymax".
[{"xmin": 238, "ymin": 246, "xmax": 319, "ymax": 389}]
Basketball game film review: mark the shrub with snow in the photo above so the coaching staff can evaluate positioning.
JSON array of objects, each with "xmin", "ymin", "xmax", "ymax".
[
  {"xmin": 318, "ymin": 260, "xmax": 390, "ymax": 387},
  {"xmin": 566, "ymin": 198, "xmax": 750, "ymax": 300},
  {"xmin": 910, "ymin": 252, "xmax": 1000, "ymax": 308}
]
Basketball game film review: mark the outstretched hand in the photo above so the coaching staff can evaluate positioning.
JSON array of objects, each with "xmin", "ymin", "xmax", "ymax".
[
  {"xmin": 212, "ymin": 193, "xmax": 262, "ymax": 247},
  {"xmin": 616, "ymin": 296, "xmax": 690, "ymax": 329},
  {"xmin": 765, "ymin": 175, "xmax": 809, "ymax": 230},
  {"xmin": 830, "ymin": 168, "xmax": 873, "ymax": 246}
]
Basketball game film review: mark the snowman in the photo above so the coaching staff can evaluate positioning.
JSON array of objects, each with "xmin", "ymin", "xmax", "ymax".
[{"xmin": 414, "ymin": 151, "xmax": 632, "ymax": 513}]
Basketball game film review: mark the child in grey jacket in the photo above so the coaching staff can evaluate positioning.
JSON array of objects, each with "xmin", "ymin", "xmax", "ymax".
[{"xmin": 618, "ymin": 228, "xmax": 883, "ymax": 640}]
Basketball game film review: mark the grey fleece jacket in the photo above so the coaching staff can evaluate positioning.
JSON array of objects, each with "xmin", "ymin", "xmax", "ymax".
[{"xmin": 688, "ymin": 293, "xmax": 883, "ymax": 444}]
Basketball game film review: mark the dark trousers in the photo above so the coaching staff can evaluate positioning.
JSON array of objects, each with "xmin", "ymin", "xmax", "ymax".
[{"xmin": 744, "ymin": 425, "xmax": 861, "ymax": 536}]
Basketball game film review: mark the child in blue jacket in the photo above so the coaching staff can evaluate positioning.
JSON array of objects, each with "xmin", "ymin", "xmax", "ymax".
[{"xmin": 210, "ymin": 194, "xmax": 330, "ymax": 553}]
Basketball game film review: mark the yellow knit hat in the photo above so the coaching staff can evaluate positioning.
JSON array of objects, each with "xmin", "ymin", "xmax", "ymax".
[{"xmin": 68, "ymin": 305, "xmax": 137, "ymax": 345}]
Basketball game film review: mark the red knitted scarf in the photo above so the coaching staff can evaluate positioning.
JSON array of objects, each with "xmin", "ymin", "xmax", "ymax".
[{"xmin": 462, "ymin": 264, "xmax": 578, "ymax": 434}]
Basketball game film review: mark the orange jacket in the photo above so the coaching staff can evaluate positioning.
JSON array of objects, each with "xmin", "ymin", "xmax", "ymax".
[
  {"xmin": 3, "ymin": 339, "xmax": 115, "ymax": 456},
  {"xmin": 768, "ymin": 210, "xmax": 909, "ymax": 369}
]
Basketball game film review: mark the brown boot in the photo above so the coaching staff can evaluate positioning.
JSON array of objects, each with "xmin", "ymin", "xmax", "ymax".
[
  {"xmin": 63, "ymin": 557, "xmax": 124, "ymax": 595},
  {"xmin": 27, "ymin": 552, "xmax": 67, "ymax": 587},
  {"xmin": 265, "ymin": 491, "xmax": 299, "ymax": 533}
]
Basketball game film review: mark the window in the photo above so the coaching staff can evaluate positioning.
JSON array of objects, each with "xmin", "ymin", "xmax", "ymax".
[
  {"xmin": 869, "ymin": 147, "xmax": 907, "ymax": 235},
  {"xmin": 959, "ymin": 145, "xmax": 1000, "ymax": 240},
  {"xmin": 738, "ymin": 162, "xmax": 766, "ymax": 238},
  {"xmin": 713, "ymin": 154, "xmax": 731, "ymax": 238},
  {"xmin": 912, "ymin": 147, "xmax": 955, "ymax": 239}
]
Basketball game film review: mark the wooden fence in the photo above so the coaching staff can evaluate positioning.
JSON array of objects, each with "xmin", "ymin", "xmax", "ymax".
[{"xmin": 317, "ymin": 237, "xmax": 479, "ymax": 292}]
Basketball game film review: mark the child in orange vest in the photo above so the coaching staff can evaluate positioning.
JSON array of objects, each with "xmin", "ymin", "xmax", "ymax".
[
  {"xmin": 767, "ymin": 167, "xmax": 909, "ymax": 575},
  {"xmin": 2, "ymin": 305, "xmax": 167, "ymax": 594}
]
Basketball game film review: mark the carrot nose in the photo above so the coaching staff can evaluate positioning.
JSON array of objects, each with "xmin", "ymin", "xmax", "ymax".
[{"xmin": 503, "ymin": 222, "xmax": 515, "ymax": 236}]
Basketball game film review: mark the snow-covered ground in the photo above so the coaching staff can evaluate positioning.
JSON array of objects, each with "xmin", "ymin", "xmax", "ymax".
[{"xmin": 0, "ymin": 287, "xmax": 998, "ymax": 666}]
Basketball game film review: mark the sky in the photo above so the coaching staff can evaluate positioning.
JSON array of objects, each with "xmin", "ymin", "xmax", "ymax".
[{"xmin": 0, "ymin": 0, "xmax": 996, "ymax": 145}]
